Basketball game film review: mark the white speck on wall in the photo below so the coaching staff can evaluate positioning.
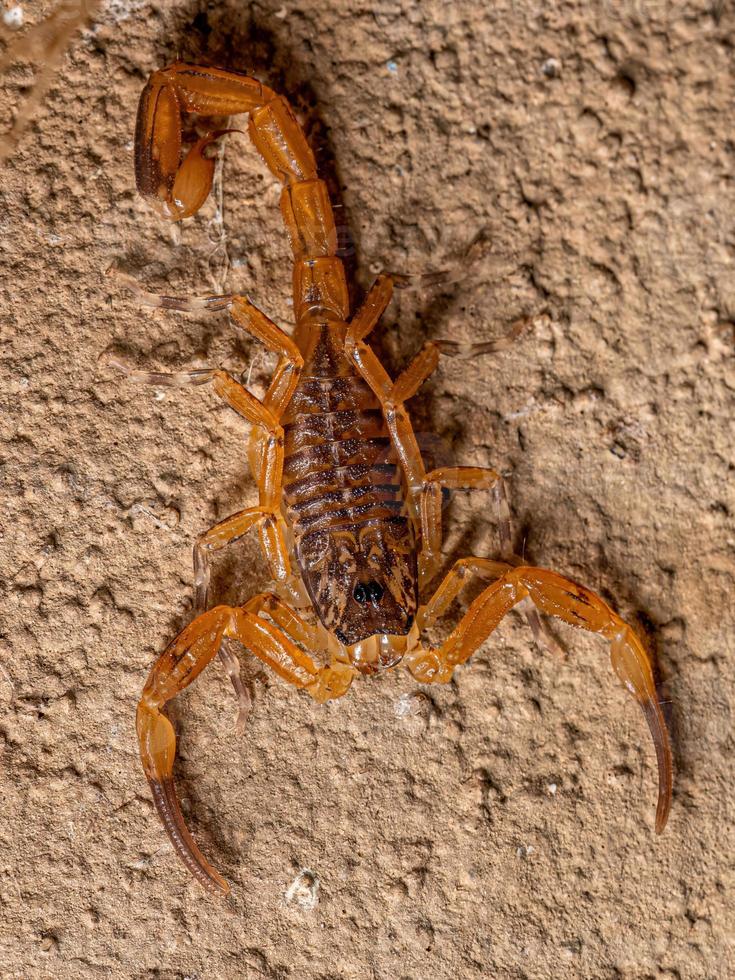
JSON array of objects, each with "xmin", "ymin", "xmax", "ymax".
[
  {"xmin": 395, "ymin": 692, "xmax": 429, "ymax": 718},
  {"xmin": 2, "ymin": 6, "xmax": 23, "ymax": 28},
  {"xmin": 394, "ymin": 692, "xmax": 433, "ymax": 728},
  {"xmin": 547, "ymin": 783, "xmax": 557, "ymax": 795},
  {"xmin": 284, "ymin": 869, "xmax": 319, "ymax": 911},
  {"xmin": 394, "ymin": 692, "xmax": 414, "ymax": 718},
  {"xmin": 541, "ymin": 57, "xmax": 562, "ymax": 78}
]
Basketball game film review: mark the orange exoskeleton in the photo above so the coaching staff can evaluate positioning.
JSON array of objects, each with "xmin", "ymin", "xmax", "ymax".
[{"xmin": 116, "ymin": 63, "xmax": 672, "ymax": 896}]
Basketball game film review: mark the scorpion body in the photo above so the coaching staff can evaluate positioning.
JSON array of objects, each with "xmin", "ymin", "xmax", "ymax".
[
  {"xmin": 119, "ymin": 63, "xmax": 673, "ymax": 896},
  {"xmin": 282, "ymin": 336, "xmax": 419, "ymax": 655}
]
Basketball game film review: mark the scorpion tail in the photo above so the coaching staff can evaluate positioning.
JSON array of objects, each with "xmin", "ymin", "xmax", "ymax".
[{"xmin": 134, "ymin": 62, "xmax": 350, "ymax": 322}]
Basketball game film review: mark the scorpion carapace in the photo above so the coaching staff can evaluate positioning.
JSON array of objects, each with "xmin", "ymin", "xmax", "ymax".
[{"xmin": 123, "ymin": 63, "xmax": 673, "ymax": 896}]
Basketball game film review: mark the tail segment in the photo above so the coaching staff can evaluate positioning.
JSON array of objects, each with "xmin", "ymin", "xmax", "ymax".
[{"xmin": 134, "ymin": 63, "xmax": 348, "ymax": 321}]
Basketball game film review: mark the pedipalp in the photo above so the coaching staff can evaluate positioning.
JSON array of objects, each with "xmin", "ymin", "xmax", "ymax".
[{"xmin": 407, "ymin": 562, "xmax": 672, "ymax": 832}]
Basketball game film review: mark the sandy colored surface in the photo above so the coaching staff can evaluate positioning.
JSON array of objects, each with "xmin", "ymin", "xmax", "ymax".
[{"xmin": 1, "ymin": 0, "xmax": 734, "ymax": 976}]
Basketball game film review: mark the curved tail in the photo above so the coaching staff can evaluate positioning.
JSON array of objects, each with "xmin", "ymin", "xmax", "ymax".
[{"xmin": 135, "ymin": 63, "xmax": 348, "ymax": 322}]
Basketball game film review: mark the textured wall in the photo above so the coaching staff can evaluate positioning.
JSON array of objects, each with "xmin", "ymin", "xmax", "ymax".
[{"xmin": 1, "ymin": 0, "xmax": 733, "ymax": 976}]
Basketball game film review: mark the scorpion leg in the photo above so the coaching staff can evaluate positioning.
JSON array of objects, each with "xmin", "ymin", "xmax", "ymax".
[
  {"xmin": 110, "ymin": 280, "xmax": 304, "ymax": 599},
  {"xmin": 346, "ymin": 327, "xmax": 517, "ymax": 586},
  {"xmin": 373, "ymin": 314, "xmax": 529, "ymax": 573},
  {"xmin": 345, "ymin": 283, "xmax": 428, "ymax": 518},
  {"xmin": 345, "ymin": 335, "xmax": 508, "ymax": 592},
  {"xmin": 192, "ymin": 507, "xmax": 274, "ymax": 729},
  {"xmin": 414, "ymin": 470, "xmax": 563, "ymax": 657},
  {"xmin": 193, "ymin": 505, "xmax": 279, "ymax": 615},
  {"xmin": 347, "ymin": 287, "xmax": 557, "ymax": 647},
  {"xmin": 417, "ymin": 557, "xmax": 510, "ymax": 628},
  {"xmin": 243, "ymin": 592, "xmax": 320, "ymax": 648},
  {"xmin": 138, "ymin": 603, "xmax": 356, "ymax": 894},
  {"xmin": 113, "ymin": 360, "xmax": 295, "ymax": 589},
  {"xmin": 225, "ymin": 297, "xmax": 304, "ymax": 483},
  {"xmin": 407, "ymin": 564, "xmax": 673, "ymax": 833},
  {"xmin": 416, "ymin": 466, "xmax": 512, "ymax": 588},
  {"xmin": 110, "ymin": 279, "xmax": 303, "ymax": 428},
  {"xmin": 111, "ymin": 361, "xmax": 277, "ymax": 428},
  {"xmin": 113, "ymin": 283, "xmax": 302, "ymax": 380},
  {"xmin": 349, "ymin": 274, "xmax": 395, "ymax": 342},
  {"xmin": 347, "ymin": 279, "xmax": 530, "ymax": 545},
  {"xmin": 217, "ymin": 638, "xmax": 252, "ymax": 735},
  {"xmin": 390, "ymin": 317, "xmax": 533, "ymax": 397}
]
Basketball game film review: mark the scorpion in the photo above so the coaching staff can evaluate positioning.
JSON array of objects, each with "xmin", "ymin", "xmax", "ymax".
[{"xmin": 117, "ymin": 63, "xmax": 673, "ymax": 896}]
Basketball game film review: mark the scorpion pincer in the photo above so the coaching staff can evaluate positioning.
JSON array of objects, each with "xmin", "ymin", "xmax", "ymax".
[{"xmin": 117, "ymin": 63, "xmax": 673, "ymax": 895}]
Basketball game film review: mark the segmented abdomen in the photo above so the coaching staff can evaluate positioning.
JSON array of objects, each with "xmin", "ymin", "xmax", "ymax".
[
  {"xmin": 280, "ymin": 362, "xmax": 419, "ymax": 643},
  {"xmin": 281, "ymin": 375, "xmax": 408, "ymax": 545}
]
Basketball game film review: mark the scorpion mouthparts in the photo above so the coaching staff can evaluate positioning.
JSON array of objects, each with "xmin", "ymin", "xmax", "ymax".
[{"xmin": 346, "ymin": 622, "xmax": 421, "ymax": 674}]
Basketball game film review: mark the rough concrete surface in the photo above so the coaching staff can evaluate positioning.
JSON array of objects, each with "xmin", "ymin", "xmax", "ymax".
[{"xmin": 1, "ymin": 0, "xmax": 733, "ymax": 977}]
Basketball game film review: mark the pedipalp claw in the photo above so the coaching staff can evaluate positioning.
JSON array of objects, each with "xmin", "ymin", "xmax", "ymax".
[
  {"xmin": 609, "ymin": 627, "xmax": 673, "ymax": 833},
  {"xmin": 137, "ymin": 699, "xmax": 230, "ymax": 895},
  {"xmin": 134, "ymin": 72, "xmax": 181, "ymax": 208}
]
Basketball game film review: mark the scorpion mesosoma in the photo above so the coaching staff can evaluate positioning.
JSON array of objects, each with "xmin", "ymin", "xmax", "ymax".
[{"xmin": 121, "ymin": 63, "xmax": 673, "ymax": 896}]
